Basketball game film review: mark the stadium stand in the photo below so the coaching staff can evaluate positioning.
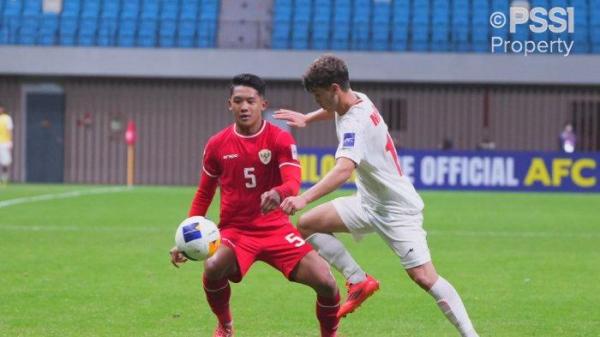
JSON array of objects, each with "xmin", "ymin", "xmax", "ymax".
[
  {"xmin": 0, "ymin": 0, "xmax": 598, "ymax": 52},
  {"xmin": 0, "ymin": 0, "xmax": 219, "ymax": 48}
]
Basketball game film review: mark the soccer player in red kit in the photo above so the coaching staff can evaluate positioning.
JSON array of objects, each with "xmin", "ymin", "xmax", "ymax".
[{"xmin": 170, "ymin": 74, "xmax": 340, "ymax": 337}]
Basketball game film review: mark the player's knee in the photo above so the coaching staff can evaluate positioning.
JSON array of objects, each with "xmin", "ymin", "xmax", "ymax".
[
  {"xmin": 297, "ymin": 214, "xmax": 315, "ymax": 238},
  {"xmin": 203, "ymin": 257, "xmax": 228, "ymax": 280},
  {"xmin": 314, "ymin": 271, "xmax": 338, "ymax": 297},
  {"xmin": 408, "ymin": 270, "xmax": 436, "ymax": 290},
  {"xmin": 296, "ymin": 215, "xmax": 312, "ymax": 238}
]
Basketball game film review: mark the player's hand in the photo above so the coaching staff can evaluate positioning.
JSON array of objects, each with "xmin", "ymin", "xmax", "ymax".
[
  {"xmin": 280, "ymin": 196, "xmax": 307, "ymax": 215},
  {"xmin": 260, "ymin": 189, "xmax": 281, "ymax": 214},
  {"xmin": 7, "ymin": 142, "xmax": 12, "ymax": 151},
  {"xmin": 273, "ymin": 109, "xmax": 308, "ymax": 128},
  {"xmin": 169, "ymin": 246, "xmax": 188, "ymax": 268}
]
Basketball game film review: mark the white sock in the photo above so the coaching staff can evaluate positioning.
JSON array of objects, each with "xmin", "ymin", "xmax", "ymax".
[
  {"xmin": 428, "ymin": 276, "xmax": 479, "ymax": 337},
  {"xmin": 306, "ymin": 233, "xmax": 367, "ymax": 284}
]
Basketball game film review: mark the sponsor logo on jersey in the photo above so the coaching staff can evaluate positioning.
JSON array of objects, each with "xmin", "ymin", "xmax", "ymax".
[
  {"xmin": 291, "ymin": 144, "xmax": 298, "ymax": 160},
  {"xmin": 259, "ymin": 149, "xmax": 272, "ymax": 165},
  {"xmin": 223, "ymin": 154, "xmax": 239, "ymax": 160},
  {"xmin": 342, "ymin": 133, "xmax": 355, "ymax": 148}
]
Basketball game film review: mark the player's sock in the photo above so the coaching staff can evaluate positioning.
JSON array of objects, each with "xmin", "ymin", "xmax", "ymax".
[
  {"xmin": 306, "ymin": 233, "xmax": 366, "ymax": 284},
  {"xmin": 316, "ymin": 290, "xmax": 340, "ymax": 337},
  {"xmin": 203, "ymin": 275, "xmax": 232, "ymax": 327},
  {"xmin": 428, "ymin": 276, "xmax": 478, "ymax": 337},
  {"xmin": 0, "ymin": 172, "xmax": 7, "ymax": 185}
]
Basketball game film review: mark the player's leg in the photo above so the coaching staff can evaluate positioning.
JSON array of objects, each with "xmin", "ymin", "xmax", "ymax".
[
  {"xmin": 297, "ymin": 196, "xmax": 379, "ymax": 318},
  {"xmin": 0, "ymin": 146, "xmax": 9, "ymax": 186},
  {"xmin": 297, "ymin": 199, "xmax": 365, "ymax": 284},
  {"xmin": 291, "ymin": 251, "xmax": 340, "ymax": 337},
  {"xmin": 203, "ymin": 244, "xmax": 238, "ymax": 336},
  {"xmin": 406, "ymin": 262, "xmax": 479, "ymax": 337},
  {"xmin": 0, "ymin": 165, "xmax": 7, "ymax": 186},
  {"xmin": 376, "ymin": 214, "xmax": 479, "ymax": 337}
]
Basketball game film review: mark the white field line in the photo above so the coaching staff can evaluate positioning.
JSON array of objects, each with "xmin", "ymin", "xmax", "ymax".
[{"xmin": 0, "ymin": 186, "xmax": 130, "ymax": 209}]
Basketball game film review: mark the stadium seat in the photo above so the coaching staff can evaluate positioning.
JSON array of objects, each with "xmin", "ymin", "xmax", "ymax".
[
  {"xmin": 39, "ymin": 14, "xmax": 59, "ymax": 45},
  {"xmin": 331, "ymin": 0, "xmax": 351, "ymax": 50},
  {"xmin": 371, "ymin": 1, "xmax": 391, "ymax": 51},
  {"xmin": 351, "ymin": 0, "xmax": 370, "ymax": 50},
  {"xmin": 161, "ymin": 0, "xmax": 179, "ymax": 20},
  {"xmin": 59, "ymin": 15, "xmax": 78, "ymax": 46},
  {"xmin": 412, "ymin": 1, "xmax": 430, "ymax": 51}
]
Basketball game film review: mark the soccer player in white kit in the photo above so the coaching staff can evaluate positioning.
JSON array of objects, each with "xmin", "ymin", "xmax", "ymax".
[{"xmin": 275, "ymin": 54, "xmax": 479, "ymax": 337}]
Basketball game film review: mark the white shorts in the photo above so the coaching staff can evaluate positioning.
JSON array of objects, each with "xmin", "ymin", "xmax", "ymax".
[
  {"xmin": 332, "ymin": 196, "xmax": 431, "ymax": 269},
  {"xmin": 0, "ymin": 144, "xmax": 11, "ymax": 166}
]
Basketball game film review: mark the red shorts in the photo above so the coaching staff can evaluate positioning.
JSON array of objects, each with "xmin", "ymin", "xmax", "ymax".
[{"xmin": 220, "ymin": 222, "xmax": 313, "ymax": 283}]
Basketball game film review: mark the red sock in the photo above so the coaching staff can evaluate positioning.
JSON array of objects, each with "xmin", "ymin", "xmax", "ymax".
[
  {"xmin": 203, "ymin": 274, "xmax": 232, "ymax": 327},
  {"xmin": 316, "ymin": 291, "xmax": 340, "ymax": 337}
]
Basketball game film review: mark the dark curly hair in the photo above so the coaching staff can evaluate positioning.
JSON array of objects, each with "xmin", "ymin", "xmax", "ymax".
[{"xmin": 302, "ymin": 54, "xmax": 350, "ymax": 92}]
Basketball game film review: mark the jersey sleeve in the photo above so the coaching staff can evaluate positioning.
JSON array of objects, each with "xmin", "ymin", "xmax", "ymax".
[
  {"xmin": 275, "ymin": 131, "xmax": 301, "ymax": 169},
  {"xmin": 335, "ymin": 117, "xmax": 364, "ymax": 165},
  {"xmin": 202, "ymin": 137, "xmax": 221, "ymax": 178}
]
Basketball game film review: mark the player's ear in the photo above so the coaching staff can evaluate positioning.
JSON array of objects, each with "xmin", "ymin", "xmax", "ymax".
[
  {"xmin": 331, "ymin": 83, "xmax": 341, "ymax": 94},
  {"xmin": 226, "ymin": 97, "xmax": 233, "ymax": 111},
  {"xmin": 261, "ymin": 98, "xmax": 269, "ymax": 110}
]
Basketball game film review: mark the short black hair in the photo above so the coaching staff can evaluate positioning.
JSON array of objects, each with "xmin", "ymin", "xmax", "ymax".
[
  {"xmin": 230, "ymin": 73, "xmax": 266, "ymax": 97},
  {"xmin": 302, "ymin": 54, "xmax": 350, "ymax": 92}
]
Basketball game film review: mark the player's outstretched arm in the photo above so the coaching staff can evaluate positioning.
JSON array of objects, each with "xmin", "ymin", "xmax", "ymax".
[
  {"xmin": 274, "ymin": 108, "xmax": 334, "ymax": 128},
  {"xmin": 280, "ymin": 157, "xmax": 355, "ymax": 215}
]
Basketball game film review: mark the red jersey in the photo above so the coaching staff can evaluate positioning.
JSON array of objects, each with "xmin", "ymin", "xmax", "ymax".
[{"xmin": 200, "ymin": 121, "xmax": 300, "ymax": 230}]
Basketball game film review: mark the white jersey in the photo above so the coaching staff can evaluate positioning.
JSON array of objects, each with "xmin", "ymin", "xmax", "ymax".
[{"xmin": 334, "ymin": 92, "xmax": 424, "ymax": 218}]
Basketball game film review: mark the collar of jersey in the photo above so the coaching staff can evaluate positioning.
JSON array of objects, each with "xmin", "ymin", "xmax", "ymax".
[{"xmin": 233, "ymin": 120, "xmax": 267, "ymax": 138}]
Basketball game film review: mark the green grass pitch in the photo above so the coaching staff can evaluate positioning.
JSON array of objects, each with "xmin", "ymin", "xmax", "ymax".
[{"xmin": 0, "ymin": 184, "xmax": 599, "ymax": 337}]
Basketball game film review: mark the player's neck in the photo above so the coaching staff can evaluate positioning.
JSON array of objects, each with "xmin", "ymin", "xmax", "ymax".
[
  {"xmin": 336, "ymin": 89, "xmax": 359, "ymax": 116},
  {"xmin": 235, "ymin": 120, "xmax": 264, "ymax": 136}
]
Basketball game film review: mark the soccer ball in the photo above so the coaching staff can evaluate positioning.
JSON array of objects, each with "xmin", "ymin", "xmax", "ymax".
[{"xmin": 174, "ymin": 216, "xmax": 221, "ymax": 261}]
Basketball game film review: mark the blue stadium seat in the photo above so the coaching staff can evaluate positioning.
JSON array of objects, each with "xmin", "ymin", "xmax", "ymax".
[
  {"xmin": 38, "ymin": 14, "xmax": 58, "ymax": 45},
  {"xmin": 431, "ymin": 0, "xmax": 449, "ymax": 51},
  {"xmin": 158, "ymin": 19, "xmax": 176, "ymax": 47},
  {"xmin": 180, "ymin": 0, "xmax": 199, "ymax": 20},
  {"xmin": 331, "ymin": 0, "xmax": 351, "ymax": 50},
  {"xmin": 97, "ymin": 17, "xmax": 118, "ymax": 47},
  {"xmin": 371, "ymin": 1, "xmax": 391, "ymax": 51},
  {"xmin": 351, "ymin": 0, "xmax": 370, "ymax": 50},
  {"xmin": 18, "ymin": 15, "xmax": 38, "ymax": 45},
  {"xmin": 81, "ymin": 0, "xmax": 101, "ymax": 19},
  {"xmin": 117, "ymin": 18, "xmax": 136, "ymax": 46},
  {"xmin": 198, "ymin": 20, "xmax": 216, "ymax": 47},
  {"xmin": 23, "ymin": 0, "xmax": 41, "ymax": 16},
  {"xmin": 0, "ymin": 12, "xmax": 21, "ymax": 44},
  {"xmin": 62, "ymin": 0, "xmax": 81, "ymax": 16},
  {"xmin": 3, "ymin": 0, "xmax": 22, "ymax": 16},
  {"xmin": 121, "ymin": 0, "xmax": 140, "ymax": 19},
  {"xmin": 161, "ymin": 0, "xmax": 179, "ymax": 20},
  {"xmin": 101, "ymin": 0, "xmax": 120, "ymax": 19},
  {"xmin": 311, "ymin": 0, "xmax": 331, "ymax": 49},
  {"xmin": 141, "ymin": 0, "xmax": 159, "ymax": 19},
  {"xmin": 59, "ymin": 15, "xmax": 78, "ymax": 46},
  {"xmin": 411, "ymin": 1, "xmax": 430, "ymax": 51}
]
